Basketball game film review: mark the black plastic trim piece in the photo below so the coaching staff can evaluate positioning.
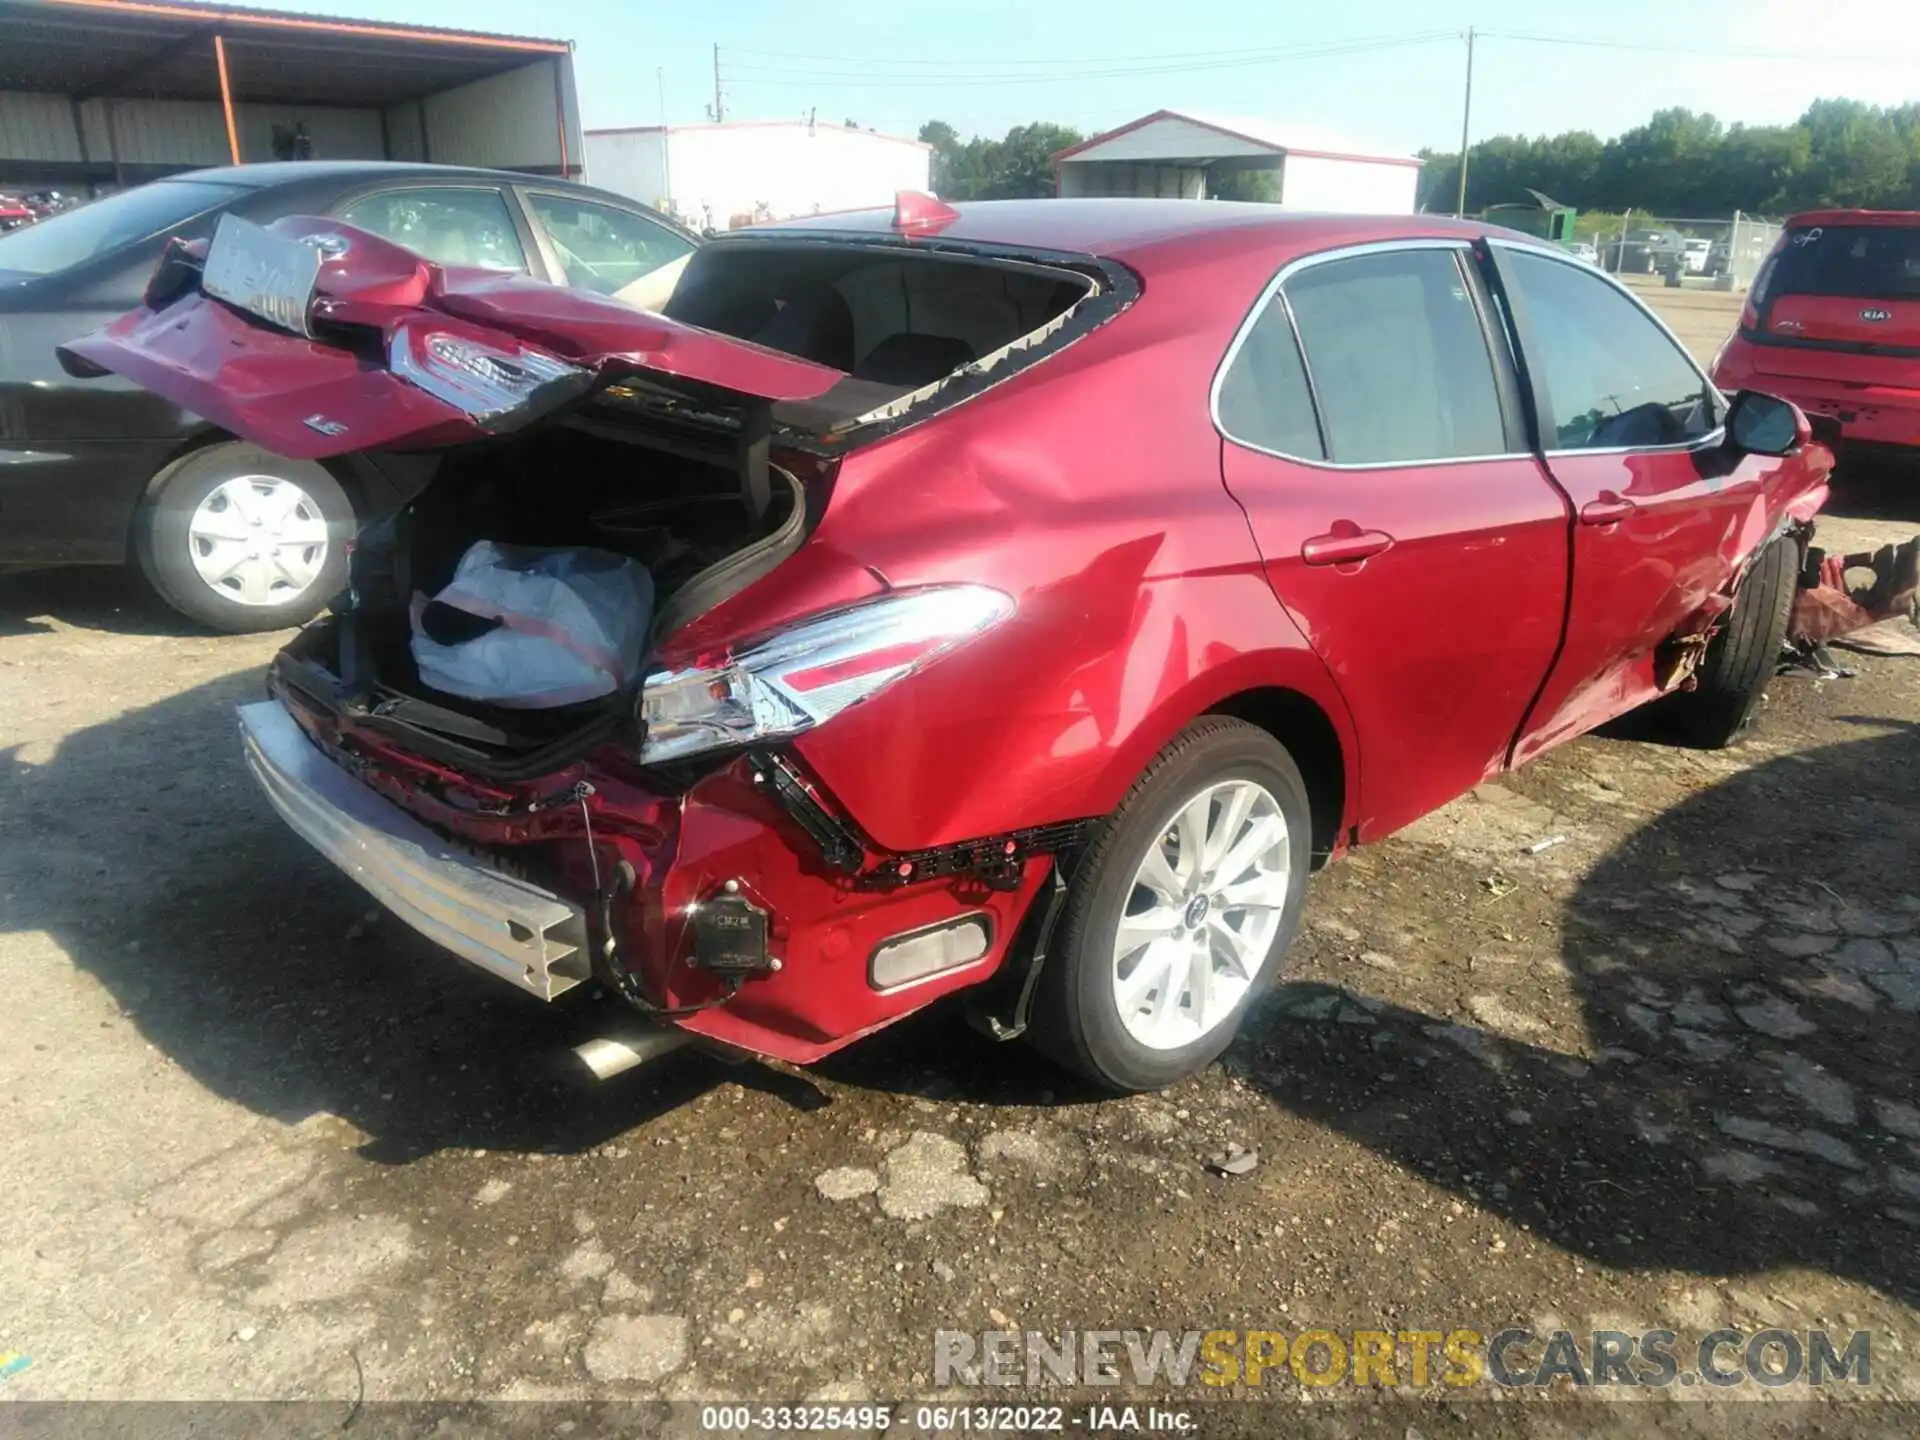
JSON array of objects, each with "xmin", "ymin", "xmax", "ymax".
[
  {"xmin": 1736, "ymin": 325, "xmax": 1920, "ymax": 361},
  {"xmin": 745, "ymin": 749, "xmax": 1093, "ymax": 893},
  {"xmin": 746, "ymin": 751, "xmax": 864, "ymax": 871}
]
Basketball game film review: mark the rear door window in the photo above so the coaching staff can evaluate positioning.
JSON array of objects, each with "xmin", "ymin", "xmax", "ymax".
[
  {"xmin": 522, "ymin": 193, "xmax": 695, "ymax": 299},
  {"xmin": 336, "ymin": 186, "xmax": 527, "ymax": 272},
  {"xmin": 1499, "ymin": 247, "xmax": 1719, "ymax": 450},
  {"xmin": 1281, "ymin": 248, "xmax": 1507, "ymax": 465},
  {"xmin": 1214, "ymin": 296, "xmax": 1325, "ymax": 460},
  {"xmin": 1767, "ymin": 225, "xmax": 1920, "ymax": 300}
]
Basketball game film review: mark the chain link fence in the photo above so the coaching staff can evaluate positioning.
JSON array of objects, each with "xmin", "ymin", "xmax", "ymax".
[{"xmin": 1595, "ymin": 211, "xmax": 1782, "ymax": 289}]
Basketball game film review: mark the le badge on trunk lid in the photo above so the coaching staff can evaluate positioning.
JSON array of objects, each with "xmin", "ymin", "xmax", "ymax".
[{"xmin": 59, "ymin": 214, "xmax": 846, "ymax": 460}]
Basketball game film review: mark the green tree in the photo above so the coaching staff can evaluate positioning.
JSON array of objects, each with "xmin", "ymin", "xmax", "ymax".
[{"xmin": 915, "ymin": 120, "xmax": 1081, "ymax": 200}]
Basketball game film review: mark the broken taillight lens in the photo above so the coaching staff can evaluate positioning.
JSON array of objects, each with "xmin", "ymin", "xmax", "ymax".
[
  {"xmin": 386, "ymin": 321, "xmax": 590, "ymax": 428},
  {"xmin": 637, "ymin": 585, "xmax": 1014, "ymax": 765}
]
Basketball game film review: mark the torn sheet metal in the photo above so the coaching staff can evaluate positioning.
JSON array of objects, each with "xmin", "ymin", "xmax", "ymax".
[{"xmin": 1789, "ymin": 536, "xmax": 1920, "ymax": 646}]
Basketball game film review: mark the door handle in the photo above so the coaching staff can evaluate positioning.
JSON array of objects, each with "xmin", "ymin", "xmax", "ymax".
[
  {"xmin": 1301, "ymin": 524, "xmax": 1394, "ymax": 567},
  {"xmin": 1579, "ymin": 492, "xmax": 1637, "ymax": 526}
]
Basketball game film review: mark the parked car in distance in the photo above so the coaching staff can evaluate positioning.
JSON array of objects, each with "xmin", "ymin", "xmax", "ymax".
[
  {"xmin": 1606, "ymin": 227, "xmax": 1682, "ymax": 274},
  {"xmin": 1683, "ymin": 237, "xmax": 1712, "ymax": 274},
  {"xmin": 0, "ymin": 161, "xmax": 697, "ymax": 631},
  {"xmin": 0, "ymin": 193, "xmax": 31, "ymax": 231},
  {"xmin": 1712, "ymin": 209, "xmax": 1920, "ymax": 465},
  {"xmin": 66, "ymin": 199, "xmax": 1830, "ymax": 1093},
  {"xmin": 1559, "ymin": 238, "xmax": 1600, "ymax": 265}
]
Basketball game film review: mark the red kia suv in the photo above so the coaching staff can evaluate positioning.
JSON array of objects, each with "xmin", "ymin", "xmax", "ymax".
[
  {"xmin": 1713, "ymin": 210, "xmax": 1920, "ymax": 462},
  {"xmin": 63, "ymin": 201, "xmax": 1829, "ymax": 1093}
]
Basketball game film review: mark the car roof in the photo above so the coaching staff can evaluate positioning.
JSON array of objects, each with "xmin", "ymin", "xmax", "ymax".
[
  {"xmin": 1785, "ymin": 208, "xmax": 1920, "ymax": 229},
  {"xmin": 165, "ymin": 160, "xmax": 554, "ymax": 189},
  {"xmin": 761, "ymin": 198, "xmax": 1502, "ymax": 266},
  {"xmin": 139, "ymin": 162, "xmax": 695, "ymax": 239}
]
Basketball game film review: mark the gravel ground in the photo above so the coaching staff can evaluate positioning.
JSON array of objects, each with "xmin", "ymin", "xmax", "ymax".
[{"xmin": 4, "ymin": 285, "xmax": 1920, "ymax": 1434}]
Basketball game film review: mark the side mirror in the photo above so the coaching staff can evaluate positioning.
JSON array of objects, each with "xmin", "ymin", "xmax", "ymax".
[{"xmin": 1725, "ymin": 389, "xmax": 1808, "ymax": 457}]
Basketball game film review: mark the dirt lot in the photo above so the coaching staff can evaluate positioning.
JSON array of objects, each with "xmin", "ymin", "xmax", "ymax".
[{"xmin": 4, "ymin": 283, "xmax": 1920, "ymax": 1432}]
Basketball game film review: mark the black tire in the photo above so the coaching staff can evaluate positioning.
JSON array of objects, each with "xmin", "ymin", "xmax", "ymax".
[
  {"xmin": 1664, "ymin": 533, "xmax": 1797, "ymax": 748},
  {"xmin": 133, "ymin": 441, "xmax": 353, "ymax": 633},
  {"xmin": 1026, "ymin": 717, "xmax": 1313, "ymax": 1093}
]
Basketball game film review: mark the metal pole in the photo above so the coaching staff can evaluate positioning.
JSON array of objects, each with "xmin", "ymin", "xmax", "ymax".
[
  {"xmin": 551, "ymin": 56, "xmax": 570, "ymax": 177},
  {"xmin": 1454, "ymin": 27, "xmax": 1474, "ymax": 216},
  {"xmin": 656, "ymin": 67, "xmax": 666, "ymax": 125},
  {"xmin": 214, "ymin": 34, "xmax": 241, "ymax": 164},
  {"xmin": 712, "ymin": 43, "xmax": 723, "ymax": 123}
]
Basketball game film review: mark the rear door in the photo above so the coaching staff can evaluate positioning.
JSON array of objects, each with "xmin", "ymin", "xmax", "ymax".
[
  {"xmin": 1216, "ymin": 240, "xmax": 1571, "ymax": 840},
  {"xmin": 1489, "ymin": 242, "xmax": 1754, "ymax": 764},
  {"xmin": 331, "ymin": 184, "xmax": 537, "ymax": 278}
]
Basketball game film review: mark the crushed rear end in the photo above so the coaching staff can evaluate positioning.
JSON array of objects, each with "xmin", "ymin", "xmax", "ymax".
[{"xmin": 64, "ymin": 213, "xmax": 1124, "ymax": 1065}]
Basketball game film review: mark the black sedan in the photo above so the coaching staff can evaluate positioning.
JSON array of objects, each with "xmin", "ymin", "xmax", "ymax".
[{"xmin": 0, "ymin": 161, "xmax": 696, "ymax": 631}]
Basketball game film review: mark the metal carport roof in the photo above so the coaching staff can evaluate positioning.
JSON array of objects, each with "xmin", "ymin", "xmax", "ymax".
[{"xmin": 0, "ymin": 0, "xmax": 569, "ymax": 110}]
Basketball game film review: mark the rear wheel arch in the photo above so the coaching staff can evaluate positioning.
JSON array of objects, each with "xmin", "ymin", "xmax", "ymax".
[
  {"xmin": 1206, "ymin": 687, "xmax": 1349, "ymax": 865},
  {"xmin": 1084, "ymin": 663, "xmax": 1357, "ymax": 863}
]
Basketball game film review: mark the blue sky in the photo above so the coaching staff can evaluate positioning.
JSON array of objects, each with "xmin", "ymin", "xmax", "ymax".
[{"xmin": 254, "ymin": 0, "xmax": 1920, "ymax": 152}]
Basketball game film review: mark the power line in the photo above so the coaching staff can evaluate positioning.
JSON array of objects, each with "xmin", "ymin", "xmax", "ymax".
[
  {"xmin": 1480, "ymin": 29, "xmax": 1920, "ymax": 65},
  {"xmin": 721, "ymin": 32, "xmax": 1459, "ymax": 89},
  {"xmin": 723, "ymin": 31, "xmax": 1445, "ymax": 69}
]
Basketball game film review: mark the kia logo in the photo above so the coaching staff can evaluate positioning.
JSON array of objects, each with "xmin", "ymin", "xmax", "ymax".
[{"xmin": 1861, "ymin": 307, "xmax": 1893, "ymax": 321}]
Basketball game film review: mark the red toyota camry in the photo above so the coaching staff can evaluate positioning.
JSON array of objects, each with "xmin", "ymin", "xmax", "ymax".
[{"xmin": 65, "ymin": 197, "xmax": 1830, "ymax": 1093}]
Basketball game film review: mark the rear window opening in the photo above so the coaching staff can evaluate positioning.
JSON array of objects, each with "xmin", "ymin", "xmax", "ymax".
[
  {"xmin": 1766, "ymin": 225, "xmax": 1920, "ymax": 300},
  {"xmin": 659, "ymin": 240, "xmax": 1100, "ymax": 426}
]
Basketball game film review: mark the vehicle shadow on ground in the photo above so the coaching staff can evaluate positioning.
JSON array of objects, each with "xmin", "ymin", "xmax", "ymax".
[
  {"xmin": 1239, "ymin": 718, "xmax": 1920, "ymax": 1309},
  {"xmin": 0, "ymin": 564, "xmax": 207, "ymax": 638},
  {"xmin": 0, "ymin": 668, "xmax": 795, "ymax": 1162}
]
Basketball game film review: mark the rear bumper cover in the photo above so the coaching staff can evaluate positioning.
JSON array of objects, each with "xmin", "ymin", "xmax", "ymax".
[
  {"xmin": 240, "ymin": 692, "xmax": 1049, "ymax": 1064},
  {"xmin": 238, "ymin": 699, "xmax": 593, "ymax": 1001},
  {"xmin": 1718, "ymin": 345, "xmax": 1920, "ymax": 452}
]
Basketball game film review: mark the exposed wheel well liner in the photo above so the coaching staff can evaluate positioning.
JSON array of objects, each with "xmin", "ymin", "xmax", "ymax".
[{"xmin": 1207, "ymin": 687, "xmax": 1346, "ymax": 865}]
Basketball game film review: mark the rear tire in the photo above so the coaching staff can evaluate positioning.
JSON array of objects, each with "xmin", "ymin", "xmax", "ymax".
[
  {"xmin": 134, "ymin": 441, "xmax": 353, "ymax": 633},
  {"xmin": 1026, "ymin": 717, "xmax": 1312, "ymax": 1093},
  {"xmin": 1664, "ymin": 533, "xmax": 1797, "ymax": 748}
]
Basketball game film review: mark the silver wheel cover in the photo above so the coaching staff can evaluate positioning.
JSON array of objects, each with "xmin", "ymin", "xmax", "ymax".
[{"xmin": 186, "ymin": 475, "xmax": 330, "ymax": 608}]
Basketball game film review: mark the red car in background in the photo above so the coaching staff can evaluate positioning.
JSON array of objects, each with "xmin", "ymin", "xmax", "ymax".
[
  {"xmin": 64, "ymin": 200, "xmax": 1829, "ymax": 1093},
  {"xmin": 1713, "ymin": 209, "xmax": 1920, "ymax": 463}
]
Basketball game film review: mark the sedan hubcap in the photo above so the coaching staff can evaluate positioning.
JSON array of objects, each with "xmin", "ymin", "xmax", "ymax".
[
  {"xmin": 1111, "ymin": 778, "xmax": 1290, "ymax": 1051},
  {"xmin": 187, "ymin": 475, "xmax": 330, "ymax": 607}
]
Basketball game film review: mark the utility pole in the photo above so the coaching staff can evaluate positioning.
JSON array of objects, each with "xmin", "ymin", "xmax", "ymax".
[
  {"xmin": 1455, "ymin": 26, "xmax": 1475, "ymax": 217},
  {"xmin": 711, "ymin": 43, "xmax": 724, "ymax": 123},
  {"xmin": 656, "ymin": 66, "xmax": 666, "ymax": 125}
]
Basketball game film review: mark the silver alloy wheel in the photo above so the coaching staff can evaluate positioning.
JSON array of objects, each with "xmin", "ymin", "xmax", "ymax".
[
  {"xmin": 186, "ymin": 474, "xmax": 330, "ymax": 607},
  {"xmin": 1111, "ymin": 778, "xmax": 1290, "ymax": 1051}
]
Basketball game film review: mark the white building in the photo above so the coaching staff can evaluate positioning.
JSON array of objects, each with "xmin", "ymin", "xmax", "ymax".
[
  {"xmin": 585, "ymin": 120, "xmax": 931, "ymax": 230},
  {"xmin": 1054, "ymin": 109, "xmax": 1421, "ymax": 214}
]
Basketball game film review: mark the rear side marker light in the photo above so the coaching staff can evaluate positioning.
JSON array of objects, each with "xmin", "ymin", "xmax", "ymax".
[{"xmin": 869, "ymin": 915, "xmax": 992, "ymax": 992}]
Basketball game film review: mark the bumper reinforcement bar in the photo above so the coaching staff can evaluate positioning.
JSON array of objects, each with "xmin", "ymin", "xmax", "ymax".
[{"xmin": 237, "ymin": 700, "xmax": 592, "ymax": 1002}]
